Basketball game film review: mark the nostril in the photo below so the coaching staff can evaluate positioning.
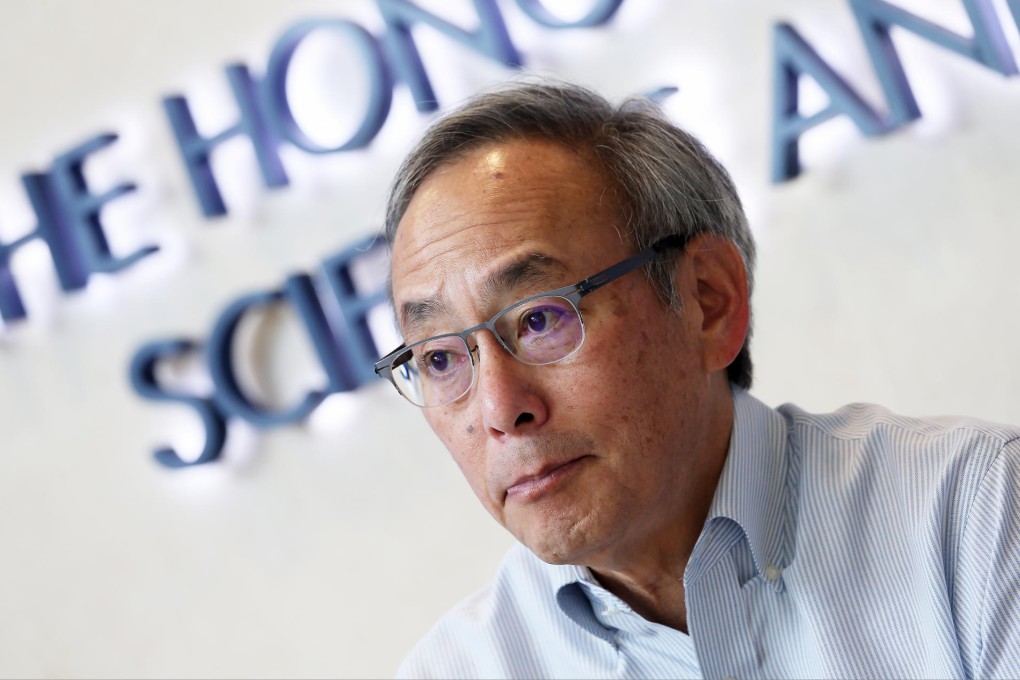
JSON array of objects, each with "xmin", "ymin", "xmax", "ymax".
[{"xmin": 515, "ymin": 412, "xmax": 535, "ymax": 427}]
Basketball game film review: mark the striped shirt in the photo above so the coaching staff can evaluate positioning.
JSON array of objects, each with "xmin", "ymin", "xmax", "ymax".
[{"xmin": 397, "ymin": 388, "xmax": 1020, "ymax": 679}]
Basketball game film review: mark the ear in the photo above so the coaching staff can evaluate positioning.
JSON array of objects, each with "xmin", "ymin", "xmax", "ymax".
[{"xmin": 683, "ymin": 233, "xmax": 750, "ymax": 374}]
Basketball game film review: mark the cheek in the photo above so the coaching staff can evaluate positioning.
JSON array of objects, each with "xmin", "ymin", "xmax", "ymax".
[
  {"xmin": 569, "ymin": 308, "xmax": 695, "ymax": 441},
  {"xmin": 562, "ymin": 342, "xmax": 650, "ymax": 442},
  {"xmin": 425, "ymin": 410, "xmax": 500, "ymax": 508},
  {"xmin": 572, "ymin": 315, "xmax": 656, "ymax": 397},
  {"xmin": 426, "ymin": 409, "xmax": 475, "ymax": 468}
]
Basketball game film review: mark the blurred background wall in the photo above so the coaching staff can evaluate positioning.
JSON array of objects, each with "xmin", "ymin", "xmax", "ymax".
[{"xmin": 1, "ymin": 0, "xmax": 1018, "ymax": 677}]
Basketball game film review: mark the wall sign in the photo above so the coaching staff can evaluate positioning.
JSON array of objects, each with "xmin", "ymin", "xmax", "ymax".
[
  {"xmin": 1, "ymin": 0, "xmax": 1017, "ymax": 467},
  {"xmin": 773, "ymin": 0, "xmax": 1020, "ymax": 181}
]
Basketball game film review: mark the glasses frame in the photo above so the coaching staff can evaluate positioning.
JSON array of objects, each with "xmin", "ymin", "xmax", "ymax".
[{"xmin": 374, "ymin": 234, "xmax": 687, "ymax": 407}]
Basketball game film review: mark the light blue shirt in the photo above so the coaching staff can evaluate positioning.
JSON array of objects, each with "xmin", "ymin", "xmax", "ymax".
[{"xmin": 398, "ymin": 389, "xmax": 1020, "ymax": 679}]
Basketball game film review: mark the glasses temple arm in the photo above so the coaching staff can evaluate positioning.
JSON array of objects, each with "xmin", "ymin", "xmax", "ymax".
[
  {"xmin": 576, "ymin": 235, "xmax": 687, "ymax": 296},
  {"xmin": 374, "ymin": 343, "xmax": 409, "ymax": 373}
]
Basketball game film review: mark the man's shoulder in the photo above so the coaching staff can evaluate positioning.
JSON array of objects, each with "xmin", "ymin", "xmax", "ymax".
[
  {"xmin": 396, "ymin": 544, "xmax": 565, "ymax": 679},
  {"xmin": 772, "ymin": 398, "xmax": 1020, "ymax": 536},
  {"xmin": 778, "ymin": 399, "xmax": 1020, "ymax": 458},
  {"xmin": 766, "ymin": 399, "xmax": 1020, "ymax": 679}
]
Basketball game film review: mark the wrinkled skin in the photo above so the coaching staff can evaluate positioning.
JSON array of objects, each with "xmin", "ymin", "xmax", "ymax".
[{"xmin": 390, "ymin": 139, "xmax": 749, "ymax": 630}]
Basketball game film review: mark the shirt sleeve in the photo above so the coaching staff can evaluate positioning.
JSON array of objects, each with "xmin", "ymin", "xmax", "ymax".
[{"xmin": 957, "ymin": 436, "xmax": 1020, "ymax": 679}]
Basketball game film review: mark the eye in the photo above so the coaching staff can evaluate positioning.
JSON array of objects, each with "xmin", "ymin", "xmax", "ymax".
[
  {"xmin": 519, "ymin": 306, "xmax": 566, "ymax": 337},
  {"xmin": 525, "ymin": 310, "xmax": 551, "ymax": 333},
  {"xmin": 425, "ymin": 350, "xmax": 452, "ymax": 373}
]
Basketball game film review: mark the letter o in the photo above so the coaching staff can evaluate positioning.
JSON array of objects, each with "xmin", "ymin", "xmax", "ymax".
[
  {"xmin": 264, "ymin": 19, "xmax": 394, "ymax": 153},
  {"xmin": 514, "ymin": 0, "xmax": 625, "ymax": 28}
]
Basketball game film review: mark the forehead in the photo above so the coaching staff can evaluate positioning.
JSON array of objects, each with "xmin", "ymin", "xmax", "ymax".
[{"xmin": 390, "ymin": 139, "xmax": 626, "ymax": 323}]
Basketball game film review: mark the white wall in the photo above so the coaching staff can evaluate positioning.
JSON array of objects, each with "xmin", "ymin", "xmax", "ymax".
[{"xmin": 1, "ymin": 0, "xmax": 1018, "ymax": 677}]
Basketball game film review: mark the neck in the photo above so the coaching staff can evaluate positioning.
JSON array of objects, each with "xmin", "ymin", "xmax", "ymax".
[
  {"xmin": 591, "ymin": 557, "xmax": 691, "ymax": 632},
  {"xmin": 588, "ymin": 382, "xmax": 734, "ymax": 632}
]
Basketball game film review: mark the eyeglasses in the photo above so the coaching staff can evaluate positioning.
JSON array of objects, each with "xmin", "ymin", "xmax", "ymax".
[{"xmin": 374, "ymin": 235, "xmax": 687, "ymax": 408}]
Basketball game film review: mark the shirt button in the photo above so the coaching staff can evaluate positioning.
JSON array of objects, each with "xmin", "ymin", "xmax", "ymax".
[{"xmin": 764, "ymin": 565, "xmax": 782, "ymax": 581}]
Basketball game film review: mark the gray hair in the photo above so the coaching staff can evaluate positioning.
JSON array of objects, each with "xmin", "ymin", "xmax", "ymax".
[{"xmin": 384, "ymin": 80, "xmax": 756, "ymax": 389}]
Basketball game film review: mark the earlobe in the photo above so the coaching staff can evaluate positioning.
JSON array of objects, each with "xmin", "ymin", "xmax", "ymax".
[{"xmin": 684, "ymin": 234, "xmax": 750, "ymax": 374}]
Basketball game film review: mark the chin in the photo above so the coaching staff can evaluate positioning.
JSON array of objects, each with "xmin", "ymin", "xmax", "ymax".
[
  {"xmin": 525, "ymin": 540, "xmax": 580, "ymax": 565},
  {"xmin": 515, "ymin": 512, "xmax": 608, "ymax": 566}
]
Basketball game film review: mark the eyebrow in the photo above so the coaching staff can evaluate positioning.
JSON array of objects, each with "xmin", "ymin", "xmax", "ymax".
[
  {"xmin": 399, "ymin": 252, "xmax": 568, "ymax": 339},
  {"xmin": 481, "ymin": 252, "xmax": 567, "ymax": 302}
]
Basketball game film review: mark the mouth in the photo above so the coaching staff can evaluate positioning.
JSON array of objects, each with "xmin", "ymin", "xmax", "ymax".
[{"xmin": 505, "ymin": 455, "xmax": 591, "ymax": 502}]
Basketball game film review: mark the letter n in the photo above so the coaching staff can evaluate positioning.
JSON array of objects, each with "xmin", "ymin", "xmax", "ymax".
[
  {"xmin": 375, "ymin": 0, "xmax": 522, "ymax": 111},
  {"xmin": 849, "ymin": 0, "xmax": 1018, "ymax": 125}
]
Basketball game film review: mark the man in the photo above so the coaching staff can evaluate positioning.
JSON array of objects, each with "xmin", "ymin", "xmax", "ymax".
[{"xmin": 373, "ymin": 80, "xmax": 1020, "ymax": 679}]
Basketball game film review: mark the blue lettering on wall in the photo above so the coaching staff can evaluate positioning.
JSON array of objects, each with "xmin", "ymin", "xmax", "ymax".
[
  {"xmin": 129, "ymin": 339, "xmax": 228, "ymax": 468},
  {"xmin": 50, "ymin": 135, "xmax": 158, "ymax": 274},
  {"xmin": 771, "ymin": 23, "xmax": 890, "ymax": 183},
  {"xmin": 163, "ymin": 65, "xmax": 289, "ymax": 218},
  {"xmin": 513, "ymin": 0, "xmax": 625, "ymax": 28},
  {"xmin": 7, "ymin": 0, "xmax": 1020, "ymax": 466},
  {"xmin": 849, "ymin": 0, "xmax": 1016, "ymax": 125},
  {"xmin": 131, "ymin": 236, "xmax": 389, "ymax": 467},
  {"xmin": 1, "ymin": 174, "xmax": 86, "ymax": 322},
  {"xmin": 0, "ymin": 134, "xmax": 156, "ymax": 322},
  {"xmin": 0, "ymin": 1, "xmax": 630, "ymax": 468},
  {"xmin": 162, "ymin": 0, "xmax": 625, "ymax": 217},
  {"xmin": 264, "ymin": 20, "xmax": 394, "ymax": 154},
  {"xmin": 376, "ymin": 0, "xmax": 521, "ymax": 112},
  {"xmin": 773, "ymin": 0, "xmax": 1020, "ymax": 182},
  {"xmin": 319, "ymin": 240, "xmax": 391, "ymax": 389},
  {"xmin": 206, "ymin": 285, "xmax": 327, "ymax": 426}
]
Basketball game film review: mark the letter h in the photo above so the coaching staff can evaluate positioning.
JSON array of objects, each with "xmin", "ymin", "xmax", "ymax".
[{"xmin": 163, "ymin": 64, "xmax": 289, "ymax": 218}]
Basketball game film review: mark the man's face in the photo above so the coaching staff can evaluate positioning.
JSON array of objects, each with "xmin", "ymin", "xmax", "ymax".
[{"xmin": 389, "ymin": 139, "xmax": 722, "ymax": 567}]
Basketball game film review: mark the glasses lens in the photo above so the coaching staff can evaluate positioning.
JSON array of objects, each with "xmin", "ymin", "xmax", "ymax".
[
  {"xmin": 494, "ymin": 295, "xmax": 584, "ymax": 365},
  {"xmin": 390, "ymin": 334, "xmax": 474, "ymax": 407}
]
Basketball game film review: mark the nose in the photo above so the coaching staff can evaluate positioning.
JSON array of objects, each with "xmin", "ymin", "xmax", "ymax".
[{"xmin": 473, "ymin": 332, "xmax": 549, "ymax": 438}]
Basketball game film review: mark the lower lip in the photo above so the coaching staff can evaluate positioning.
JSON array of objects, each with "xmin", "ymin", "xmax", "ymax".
[{"xmin": 506, "ymin": 457, "xmax": 589, "ymax": 502}]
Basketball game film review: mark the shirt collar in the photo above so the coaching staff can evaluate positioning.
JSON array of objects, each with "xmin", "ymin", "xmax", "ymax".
[
  {"xmin": 706, "ymin": 386, "xmax": 791, "ymax": 577},
  {"xmin": 547, "ymin": 561, "xmax": 596, "ymax": 592},
  {"xmin": 547, "ymin": 562, "xmax": 623, "ymax": 639},
  {"xmin": 548, "ymin": 387, "xmax": 791, "ymax": 616}
]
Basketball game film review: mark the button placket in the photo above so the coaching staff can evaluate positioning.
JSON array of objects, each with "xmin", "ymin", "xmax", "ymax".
[{"xmin": 688, "ymin": 553, "xmax": 763, "ymax": 680}]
